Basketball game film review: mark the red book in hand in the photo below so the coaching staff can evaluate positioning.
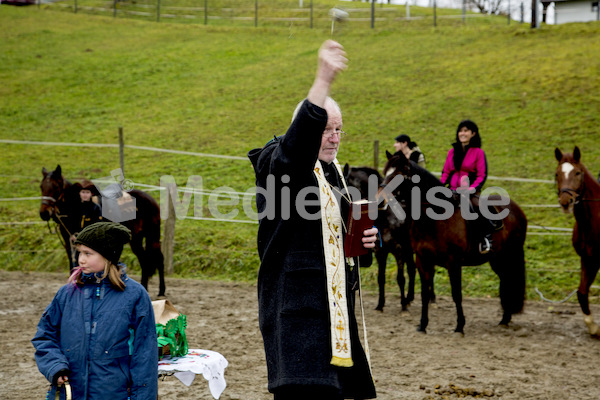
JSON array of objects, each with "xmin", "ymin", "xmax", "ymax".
[{"xmin": 344, "ymin": 200, "xmax": 376, "ymax": 258}]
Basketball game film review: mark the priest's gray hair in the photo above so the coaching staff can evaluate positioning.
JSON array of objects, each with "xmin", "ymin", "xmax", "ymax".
[{"xmin": 291, "ymin": 97, "xmax": 341, "ymax": 123}]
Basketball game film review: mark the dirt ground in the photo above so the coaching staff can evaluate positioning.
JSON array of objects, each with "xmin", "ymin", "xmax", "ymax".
[{"xmin": 2, "ymin": 270, "xmax": 599, "ymax": 400}]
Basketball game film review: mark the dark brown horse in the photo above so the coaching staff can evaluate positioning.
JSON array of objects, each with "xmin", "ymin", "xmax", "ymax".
[
  {"xmin": 379, "ymin": 152, "xmax": 527, "ymax": 334},
  {"xmin": 39, "ymin": 165, "xmax": 166, "ymax": 297},
  {"xmin": 344, "ymin": 164, "xmax": 435, "ymax": 311},
  {"xmin": 555, "ymin": 147, "xmax": 600, "ymax": 336}
]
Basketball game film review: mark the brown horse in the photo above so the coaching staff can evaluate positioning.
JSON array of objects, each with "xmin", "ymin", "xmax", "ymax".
[
  {"xmin": 39, "ymin": 165, "xmax": 166, "ymax": 297},
  {"xmin": 379, "ymin": 152, "xmax": 527, "ymax": 333},
  {"xmin": 555, "ymin": 147, "xmax": 600, "ymax": 336},
  {"xmin": 344, "ymin": 164, "xmax": 436, "ymax": 311}
]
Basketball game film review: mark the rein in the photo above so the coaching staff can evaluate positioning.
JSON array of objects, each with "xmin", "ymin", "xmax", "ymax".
[
  {"xmin": 41, "ymin": 190, "xmax": 74, "ymax": 237},
  {"xmin": 558, "ymin": 187, "xmax": 600, "ymax": 203}
]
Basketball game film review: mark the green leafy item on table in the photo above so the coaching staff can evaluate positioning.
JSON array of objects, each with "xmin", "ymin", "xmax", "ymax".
[{"xmin": 156, "ymin": 314, "xmax": 188, "ymax": 358}]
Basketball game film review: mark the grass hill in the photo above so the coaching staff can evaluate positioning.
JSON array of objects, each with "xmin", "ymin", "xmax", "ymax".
[{"xmin": 1, "ymin": 4, "xmax": 599, "ymax": 302}]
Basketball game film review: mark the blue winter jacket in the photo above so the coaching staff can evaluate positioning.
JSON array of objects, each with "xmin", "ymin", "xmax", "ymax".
[{"xmin": 32, "ymin": 269, "xmax": 158, "ymax": 399}]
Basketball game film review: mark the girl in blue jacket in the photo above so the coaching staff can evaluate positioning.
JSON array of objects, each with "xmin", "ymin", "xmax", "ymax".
[{"xmin": 32, "ymin": 222, "xmax": 158, "ymax": 399}]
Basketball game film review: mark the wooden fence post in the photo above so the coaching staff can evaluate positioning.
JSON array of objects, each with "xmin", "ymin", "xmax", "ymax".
[
  {"xmin": 373, "ymin": 140, "xmax": 379, "ymax": 171},
  {"xmin": 162, "ymin": 183, "xmax": 176, "ymax": 275},
  {"xmin": 371, "ymin": 0, "xmax": 375, "ymax": 29},
  {"xmin": 119, "ymin": 127, "xmax": 125, "ymax": 176}
]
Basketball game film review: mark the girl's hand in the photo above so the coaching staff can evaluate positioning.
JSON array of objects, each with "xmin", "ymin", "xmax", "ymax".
[
  {"xmin": 361, "ymin": 227, "xmax": 379, "ymax": 249},
  {"xmin": 57, "ymin": 376, "xmax": 68, "ymax": 385}
]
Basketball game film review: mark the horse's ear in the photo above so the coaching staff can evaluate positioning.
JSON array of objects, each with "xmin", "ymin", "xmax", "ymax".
[
  {"xmin": 573, "ymin": 146, "xmax": 581, "ymax": 163},
  {"xmin": 386, "ymin": 150, "xmax": 393, "ymax": 160},
  {"xmin": 51, "ymin": 165, "xmax": 63, "ymax": 180},
  {"xmin": 42, "ymin": 167, "xmax": 48, "ymax": 177},
  {"xmin": 343, "ymin": 163, "xmax": 349, "ymax": 178},
  {"xmin": 554, "ymin": 148, "xmax": 563, "ymax": 162}
]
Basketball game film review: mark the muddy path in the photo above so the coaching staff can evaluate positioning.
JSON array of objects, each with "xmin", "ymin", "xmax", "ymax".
[{"xmin": 1, "ymin": 270, "xmax": 599, "ymax": 400}]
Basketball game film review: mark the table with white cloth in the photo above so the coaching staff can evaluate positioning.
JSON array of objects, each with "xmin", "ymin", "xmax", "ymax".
[{"xmin": 158, "ymin": 349, "xmax": 229, "ymax": 399}]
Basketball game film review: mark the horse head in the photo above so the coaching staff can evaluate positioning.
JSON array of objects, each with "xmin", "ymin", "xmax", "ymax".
[
  {"xmin": 379, "ymin": 150, "xmax": 412, "ymax": 199},
  {"xmin": 40, "ymin": 165, "xmax": 65, "ymax": 221},
  {"xmin": 554, "ymin": 146, "xmax": 583, "ymax": 213},
  {"xmin": 374, "ymin": 151, "xmax": 414, "ymax": 221},
  {"xmin": 343, "ymin": 163, "xmax": 382, "ymax": 199}
]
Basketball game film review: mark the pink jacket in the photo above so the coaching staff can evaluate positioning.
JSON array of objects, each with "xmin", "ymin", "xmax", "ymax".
[{"xmin": 440, "ymin": 146, "xmax": 487, "ymax": 191}]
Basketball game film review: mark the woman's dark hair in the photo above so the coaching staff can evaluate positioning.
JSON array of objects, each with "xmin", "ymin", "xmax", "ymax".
[
  {"xmin": 455, "ymin": 119, "xmax": 482, "ymax": 148},
  {"xmin": 395, "ymin": 134, "xmax": 418, "ymax": 149}
]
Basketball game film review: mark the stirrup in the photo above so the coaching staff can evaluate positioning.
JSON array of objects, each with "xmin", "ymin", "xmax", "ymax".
[{"xmin": 479, "ymin": 237, "xmax": 491, "ymax": 254}]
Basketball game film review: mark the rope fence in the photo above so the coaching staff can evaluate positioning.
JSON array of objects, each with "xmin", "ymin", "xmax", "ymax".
[
  {"xmin": 32, "ymin": 0, "xmax": 522, "ymax": 30},
  {"xmin": 0, "ymin": 138, "xmax": 578, "ymax": 232}
]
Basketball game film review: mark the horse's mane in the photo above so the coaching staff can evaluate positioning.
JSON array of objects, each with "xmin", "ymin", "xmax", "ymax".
[
  {"xmin": 409, "ymin": 161, "xmax": 443, "ymax": 191},
  {"xmin": 351, "ymin": 166, "xmax": 382, "ymax": 179}
]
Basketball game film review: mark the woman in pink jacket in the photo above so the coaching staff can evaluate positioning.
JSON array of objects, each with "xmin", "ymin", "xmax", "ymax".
[
  {"xmin": 440, "ymin": 120, "xmax": 487, "ymax": 193},
  {"xmin": 441, "ymin": 120, "xmax": 496, "ymax": 253}
]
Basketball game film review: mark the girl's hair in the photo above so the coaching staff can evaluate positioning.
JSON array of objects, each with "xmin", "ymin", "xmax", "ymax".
[
  {"xmin": 69, "ymin": 258, "xmax": 126, "ymax": 291},
  {"xmin": 455, "ymin": 119, "xmax": 482, "ymax": 148},
  {"xmin": 395, "ymin": 134, "xmax": 418, "ymax": 149}
]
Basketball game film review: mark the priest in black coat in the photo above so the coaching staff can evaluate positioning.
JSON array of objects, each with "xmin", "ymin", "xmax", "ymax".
[{"xmin": 248, "ymin": 40, "xmax": 378, "ymax": 400}]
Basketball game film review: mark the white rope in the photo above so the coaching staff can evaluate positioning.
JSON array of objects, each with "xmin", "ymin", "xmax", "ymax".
[
  {"xmin": 528, "ymin": 225, "xmax": 573, "ymax": 232},
  {"xmin": 527, "ymin": 232, "xmax": 571, "ymax": 236},
  {"xmin": 184, "ymin": 216, "xmax": 258, "ymax": 224},
  {"xmin": 0, "ymin": 221, "xmax": 47, "ymax": 225},
  {"xmin": 534, "ymin": 287, "xmax": 578, "ymax": 304},
  {"xmin": 0, "ymin": 196, "xmax": 43, "ymax": 202},
  {"xmin": 0, "ymin": 139, "xmax": 247, "ymax": 161}
]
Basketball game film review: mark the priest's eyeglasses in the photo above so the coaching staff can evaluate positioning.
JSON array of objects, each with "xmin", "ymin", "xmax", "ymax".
[{"xmin": 322, "ymin": 128, "xmax": 347, "ymax": 139}]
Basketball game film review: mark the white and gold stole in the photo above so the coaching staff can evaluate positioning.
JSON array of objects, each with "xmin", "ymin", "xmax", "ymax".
[{"xmin": 313, "ymin": 159, "xmax": 354, "ymax": 367}]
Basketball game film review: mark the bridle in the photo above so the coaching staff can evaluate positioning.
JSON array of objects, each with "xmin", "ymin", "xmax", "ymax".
[
  {"xmin": 40, "ymin": 189, "xmax": 74, "ymax": 238},
  {"xmin": 557, "ymin": 187, "xmax": 582, "ymax": 205},
  {"xmin": 557, "ymin": 179, "xmax": 600, "ymax": 204}
]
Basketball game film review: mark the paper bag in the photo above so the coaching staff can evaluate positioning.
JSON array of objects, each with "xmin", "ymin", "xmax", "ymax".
[{"xmin": 153, "ymin": 299, "xmax": 188, "ymax": 359}]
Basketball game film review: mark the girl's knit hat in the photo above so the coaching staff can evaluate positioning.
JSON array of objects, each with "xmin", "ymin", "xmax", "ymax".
[{"xmin": 75, "ymin": 222, "xmax": 131, "ymax": 265}]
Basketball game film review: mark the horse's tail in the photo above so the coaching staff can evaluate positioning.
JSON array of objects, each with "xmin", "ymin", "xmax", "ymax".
[
  {"xmin": 493, "ymin": 202, "xmax": 527, "ymax": 316},
  {"xmin": 131, "ymin": 189, "xmax": 163, "ymax": 278},
  {"xmin": 503, "ymin": 245, "xmax": 526, "ymax": 315}
]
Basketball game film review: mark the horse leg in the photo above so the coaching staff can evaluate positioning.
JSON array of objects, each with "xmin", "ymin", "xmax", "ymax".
[
  {"xmin": 448, "ymin": 265, "xmax": 465, "ymax": 334},
  {"xmin": 400, "ymin": 231, "xmax": 416, "ymax": 305},
  {"xmin": 389, "ymin": 247, "xmax": 409, "ymax": 311},
  {"xmin": 429, "ymin": 267, "xmax": 436, "ymax": 305},
  {"xmin": 416, "ymin": 256, "xmax": 433, "ymax": 333},
  {"xmin": 577, "ymin": 257, "xmax": 600, "ymax": 336},
  {"xmin": 60, "ymin": 227, "xmax": 75, "ymax": 270},
  {"xmin": 405, "ymin": 250, "xmax": 416, "ymax": 306},
  {"xmin": 395, "ymin": 254, "xmax": 409, "ymax": 311},
  {"xmin": 149, "ymin": 240, "xmax": 166, "ymax": 298},
  {"xmin": 375, "ymin": 249, "xmax": 388, "ymax": 311},
  {"xmin": 129, "ymin": 235, "xmax": 149, "ymax": 291}
]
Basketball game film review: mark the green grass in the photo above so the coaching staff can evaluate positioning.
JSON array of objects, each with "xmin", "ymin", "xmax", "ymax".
[{"xmin": 1, "ymin": 4, "xmax": 599, "ymax": 303}]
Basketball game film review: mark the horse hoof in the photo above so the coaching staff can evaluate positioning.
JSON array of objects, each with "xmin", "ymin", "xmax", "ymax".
[
  {"xmin": 583, "ymin": 316, "xmax": 600, "ymax": 336},
  {"xmin": 453, "ymin": 330, "xmax": 465, "ymax": 337},
  {"xmin": 417, "ymin": 327, "xmax": 427, "ymax": 334},
  {"xmin": 156, "ymin": 295, "xmax": 167, "ymax": 300},
  {"xmin": 375, "ymin": 305, "xmax": 384, "ymax": 312}
]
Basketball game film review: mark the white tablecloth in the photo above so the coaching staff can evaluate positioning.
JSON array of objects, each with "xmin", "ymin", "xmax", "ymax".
[{"xmin": 158, "ymin": 349, "xmax": 228, "ymax": 399}]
